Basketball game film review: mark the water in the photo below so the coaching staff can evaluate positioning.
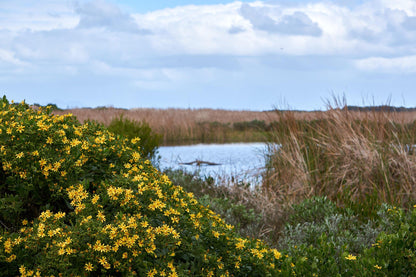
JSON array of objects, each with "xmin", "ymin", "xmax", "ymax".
[{"xmin": 157, "ymin": 142, "xmax": 270, "ymax": 185}]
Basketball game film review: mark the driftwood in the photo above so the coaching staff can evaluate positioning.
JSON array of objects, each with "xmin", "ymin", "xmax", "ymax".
[{"xmin": 179, "ymin": 160, "xmax": 221, "ymax": 166}]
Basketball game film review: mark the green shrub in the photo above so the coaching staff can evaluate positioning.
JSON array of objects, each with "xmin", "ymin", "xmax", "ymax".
[
  {"xmin": 279, "ymin": 197, "xmax": 382, "ymax": 256},
  {"xmin": 278, "ymin": 197, "xmax": 416, "ymax": 276},
  {"xmin": 233, "ymin": 120, "xmax": 267, "ymax": 132},
  {"xmin": 108, "ymin": 115, "xmax": 161, "ymax": 161},
  {"xmin": 361, "ymin": 205, "xmax": 416, "ymax": 276},
  {"xmin": 0, "ymin": 97, "xmax": 285, "ymax": 276}
]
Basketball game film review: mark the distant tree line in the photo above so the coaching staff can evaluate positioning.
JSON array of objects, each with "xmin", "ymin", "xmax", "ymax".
[{"xmin": 344, "ymin": 105, "xmax": 416, "ymax": 112}]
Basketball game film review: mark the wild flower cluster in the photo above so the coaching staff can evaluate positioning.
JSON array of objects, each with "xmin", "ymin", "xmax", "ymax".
[{"xmin": 0, "ymin": 97, "xmax": 285, "ymax": 276}]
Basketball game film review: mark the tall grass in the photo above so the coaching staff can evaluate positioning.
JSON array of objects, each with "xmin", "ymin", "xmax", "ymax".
[
  {"xmin": 264, "ymin": 102, "xmax": 416, "ymax": 216},
  {"xmin": 53, "ymin": 107, "xmax": 312, "ymax": 145}
]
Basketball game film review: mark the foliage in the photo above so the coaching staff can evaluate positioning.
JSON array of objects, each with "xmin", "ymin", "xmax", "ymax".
[
  {"xmin": 164, "ymin": 169, "xmax": 287, "ymax": 248},
  {"xmin": 264, "ymin": 104, "xmax": 416, "ymax": 217},
  {"xmin": 107, "ymin": 115, "xmax": 161, "ymax": 161},
  {"xmin": 0, "ymin": 97, "xmax": 285, "ymax": 276},
  {"xmin": 279, "ymin": 197, "xmax": 381, "ymax": 259},
  {"xmin": 33, "ymin": 103, "xmax": 62, "ymax": 111},
  {"xmin": 233, "ymin": 120, "xmax": 268, "ymax": 132},
  {"xmin": 163, "ymin": 169, "xmax": 263, "ymax": 238},
  {"xmin": 279, "ymin": 197, "xmax": 416, "ymax": 276}
]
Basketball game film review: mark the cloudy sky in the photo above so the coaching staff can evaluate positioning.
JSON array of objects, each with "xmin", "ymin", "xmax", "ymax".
[{"xmin": 1, "ymin": 0, "xmax": 416, "ymax": 110}]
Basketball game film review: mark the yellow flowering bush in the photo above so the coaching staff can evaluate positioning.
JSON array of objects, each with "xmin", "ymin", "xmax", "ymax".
[{"xmin": 0, "ymin": 97, "xmax": 285, "ymax": 276}]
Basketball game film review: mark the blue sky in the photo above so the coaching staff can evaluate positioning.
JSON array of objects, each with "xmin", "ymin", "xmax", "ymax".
[
  {"xmin": 1, "ymin": 0, "xmax": 416, "ymax": 110},
  {"xmin": 112, "ymin": 0, "xmax": 255, "ymax": 12}
]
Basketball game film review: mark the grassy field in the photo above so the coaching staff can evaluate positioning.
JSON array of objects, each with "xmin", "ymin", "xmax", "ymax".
[
  {"xmin": 161, "ymin": 104, "xmax": 416, "ymax": 275},
  {"xmin": 4, "ymin": 99, "xmax": 416, "ymax": 275},
  {"xmin": 54, "ymin": 106, "xmax": 416, "ymax": 146},
  {"xmin": 53, "ymin": 107, "xmax": 318, "ymax": 145}
]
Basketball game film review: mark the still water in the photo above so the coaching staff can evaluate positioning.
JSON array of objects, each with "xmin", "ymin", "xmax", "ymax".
[{"xmin": 157, "ymin": 143, "xmax": 270, "ymax": 185}]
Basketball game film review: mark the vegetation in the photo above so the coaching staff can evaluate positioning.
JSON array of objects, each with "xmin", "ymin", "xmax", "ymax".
[
  {"xmin": 33, "ymin": 103, "xmax": 62, "ymax": 111},
  {"xmin": 53, "ymin": 107, "xmax": 281, "ymax": 145},
  {"xmin": 107, "ymin": 115, "xmax": 161, "ymax": 160},
  {"xmin": 4, "ymin": 96, "xmax": 416, "ymax": 275},
  {"xmin": 278, "ymin": 197, "xmax": 416, "ymax": 276},
  {"xmin": 162, "ymin": 100, "xmax": 416, "ymax": 276},
  {"xmin": 163, "ymin": 169, "xmax": 416, "ymax": 276},
  {"xmin": 0, "ymin": 98, "xmax": 285, "ymax": 276},
  {"xmin": 164, "ymin": 169, "xmax": 285, "ymax": 245},
  {"xmin": 54, "ymin": 105, "xmax": 416, "ymax": 146},
  {"xmin": 264, "ymin": 104, "xmax": 416, "ymax": 217}
]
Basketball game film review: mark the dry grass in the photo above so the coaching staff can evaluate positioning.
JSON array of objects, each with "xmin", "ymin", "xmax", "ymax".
[
  {"xmin": 263, "ymin": 104, "xmax": 416, "ymax": 216},
  {"xmin": 54, "ymin": 106, "xmax": 416, "ymax": 145},
  {"xmin": 54, "ymin": 108, "xmax": 281, "ymax": 144},
  {"xmin": 54, "ymin": 107, "xmax": 281, "ymax": 126}
]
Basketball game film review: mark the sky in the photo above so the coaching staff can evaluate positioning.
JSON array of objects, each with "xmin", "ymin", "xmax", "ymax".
[{"xmin": 1, "ymin": 0, "xmax": 416, "ymax": 111}]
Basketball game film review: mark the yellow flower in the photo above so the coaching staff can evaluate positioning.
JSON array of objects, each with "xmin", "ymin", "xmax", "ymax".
[
  {"xmin": 16, "ymin": 125, "xmax": 25, "ymax": 133},
  {"xmin": 94, "ymin": 136, "xmax": 106, "ymax": 144},
  {"xmin": 272, "ymin": 249, "xmax": 282, "ymax": 259},
  {"xmin": 19, "ymin": 171, "xmax": 27, "ymax": 179},
  {"xmin": 132, "ymin": 151, "xmax": 141, "ymax": 161},
  {"xmin": 39, "ymin": 159, "xmax": 47, "ymax": 167},
  {"xmin": 131, "ymin": 137, "xmax": 140, "ymax": 144},
  {"xmin": 40, "ymin": 210, "xmax": 53, "ymax": 220},
  {"xmin": 92, "ymin": 195, "xmax": 100, "ymax": 204},
  {"xmin": 345, "ymin": 254, "xmax": 357, "ymax": 260},
  {"xmin": 99, "ymin": 257, "xmax": 111, "ymax": 269},
  {"xmin": 235, "ymin": 238, "xmax": 246, "ymax": 250},
  {"xmin": 74, "ymin": 159, "xmax": 83, "ymax": 167},
  {"xmin": 147, "ymin": 268, "xmax": 158, "ymax": 277},
  {"xmin": 54, "ymin": 212, "xmax": 66, "ymax": 219},
  {"xmin": 97, "ymin": 210, "xmax": 106, "ymax": 222},
  {"xmin": 148, "ymin": 199, "xmax": 166, "ymax": 211},
  {"xmin": 374, "ymin": 265, "xmax": 382, "ymax": 270},
  {"xmin": 16, "ymin": 152, "xmax": 24, "ymax": 159},
  {"xmin": 70, "ymin": 138, "xmax": 81, "ymax": 147},
  {"xmin": 6, "ymin": 254, "xmax": 16, "ymax": 262}
]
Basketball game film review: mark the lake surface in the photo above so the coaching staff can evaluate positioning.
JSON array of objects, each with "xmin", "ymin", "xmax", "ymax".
[{"xmin": 158, "ymin": 143, "xmax": 270, "ymax": 185}]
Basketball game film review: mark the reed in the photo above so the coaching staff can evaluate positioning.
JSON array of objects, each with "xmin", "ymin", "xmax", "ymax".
[
  {"xmin": 264, "ymin": 100, "xmax": 416, "ymax": 216},
  {"xmin": 54, "ymin": 107, "xmax": 283, "ymax": 145}
]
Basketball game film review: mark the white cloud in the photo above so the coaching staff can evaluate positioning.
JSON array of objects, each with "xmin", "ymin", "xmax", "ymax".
[
  {"xmin": 240, "ymin": 3, "xmax": 322, "ymax": 36},
  {"xmin": 3, "ymin": 0, "xmax": 414, "ymax": 61},
  {"xmin": 75, "ymin": 0, "xmax": 150, "ymax": 33},
  {"xmin": 0, "ymin": 1, "xmax": 77, "ymax": 31},
  {"xmin": 0, "ymin": 49, "xmax": 26, "ymax": 66},
  {"xmin": 1, "ymin": 0, "xmax": 416, "ymax": 109},
  {"xmin": 355, "ymin": 55, "xmax": 416, "ymax": 73}
]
